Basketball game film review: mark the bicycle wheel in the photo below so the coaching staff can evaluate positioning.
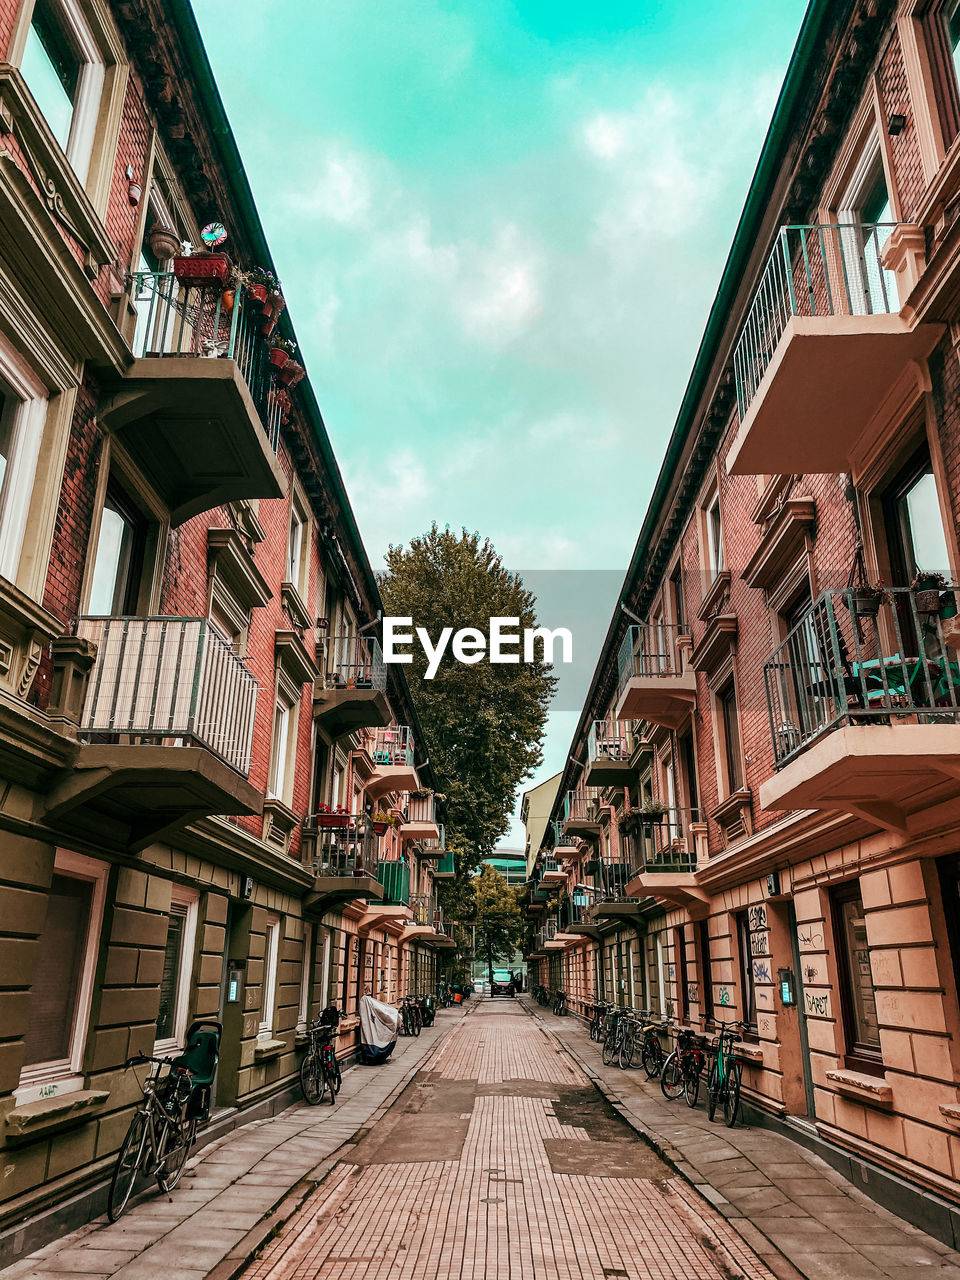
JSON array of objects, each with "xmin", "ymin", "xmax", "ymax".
[
  {"xmin": 642, "ymin": 1033, "xmax": 664, "ymax": 1079},
  {"xmin": 660, "ymin": 1050, "xmax": 684, "ymax": 1100},
  {"xmin": 107, "ymin": 1111, "xmax": 149, "ymax": 1222},
  {"xmin": 412, "ymin": 1009, "xmax": 421, "ymax": 1037},
  {"xmin": 156, "ymin": 1115, "xmax": 197, "ymax": 1191},
  {"xmin": 601, "ymin": 1029, "xmax": 618, "ymax": 1066},
  {"xmin": 683, "ymin": 1063, "xmax": 700, "ymax": 1109},
  {"xmin": 618, "ymin": 1023, "xmax": 636, "ymax": 1070},
  {"xmin": 300, "ymin": 1051, "xmax": 327, "ymax": 1105},
  {"xmin": 707, "ymin": 1063, "xmax": 722, "ymax": 1122},
  {"xmin": 323, "ymin": 1062, "xmax": 338, "ymax": 1104},
  {"xmin": 723, "ymin": 1060, "xmax": 742, "ymax": 1128},
  {"xmin": 589, "ymin": 1018, "xmax": 599, "ymax": 1042}
]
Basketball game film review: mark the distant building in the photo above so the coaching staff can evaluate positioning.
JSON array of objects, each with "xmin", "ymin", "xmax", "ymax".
[
  {"xmin": 520, "ymin": 773, "xmax": 562, "ymax": 875},
  {"xmin": 479, "ymin": 848, "xmax": 527, "ymax": 886}
]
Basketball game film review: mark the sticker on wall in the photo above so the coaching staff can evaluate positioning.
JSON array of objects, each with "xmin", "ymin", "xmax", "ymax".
[{"xmin": 753, "ymin": 959, "xmax": 772, "ymax": 984}]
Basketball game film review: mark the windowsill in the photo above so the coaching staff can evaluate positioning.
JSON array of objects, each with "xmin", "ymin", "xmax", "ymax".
[
  {"xmin": 735, "ymin": 1040, "xmax": 764, "ymax": 1064},
  {"xmin": 825, "ymin": 1067, "xmax": 892, "ymax": 1105},
  {"xmin": 253, "ymin": 1038, "xmax": 286, "ymax": 1062},
  {"xmin": 697, "ymin": 569, "xmax": 731, "ymax": 623},
  {"xmin": 5, "ymin": 1089, "xmax": 110, "ymax": 1142},
  {"xmin": 938, "ymin": 1103, "xmax": 960, "ymax": 1126},
  {"xmin": 280, "ymin": 580, "xmax": 312, "ymax": 630}
]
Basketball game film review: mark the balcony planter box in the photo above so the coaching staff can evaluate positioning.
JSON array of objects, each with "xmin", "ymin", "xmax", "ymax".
[
  {"xmin": 315, "ymin": 812, "xmax": 352, "ymax": 830},
  {"xmin": 173, "ymin": 253, "xmax": 230, "ymax": 286},
  {"xmin": 373, "ymin": 821, "xmax": 388, "ymax": 836}
]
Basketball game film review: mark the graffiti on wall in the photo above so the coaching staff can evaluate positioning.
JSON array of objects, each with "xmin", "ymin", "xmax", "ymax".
[
  {"xmin": 748, "ymin": 904, "xmax": 767, "ymax": 933},
  {"xmin": 718, "ymin": 986, "xmax": 731, "ymax": 1007},
  {"xmin": 752, "ymin": 960, "xmax": 772, "ymax": 984}
]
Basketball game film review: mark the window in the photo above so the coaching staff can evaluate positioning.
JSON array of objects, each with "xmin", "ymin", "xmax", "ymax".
[
  {"xmin": 269, "ymin": 698, "xmax": 291, "ymax": 801},
  {"xmin": 736, "ymin": 911, "xmax": 758, "ymax": 1032},
  {"xmin": 19, "ymin": 0, "xmax": 105, "ymax": 184},
  {"xmin": 286, "ymin": 488, "xmax": 310, "ymax": 598},
  {"xmin": 698, "ymin": 919, "xmax": 714, "ymax": 1022},
  {"xmin": 18, "ymin": 851, "xmax": 107, "ymax": 1101},
  {"xmin": 675, "ymin": 926, "xmax": 689, "ymax": 1022},
  {"xmin": 259, "ymin": 914, "xmax": 280, "ymax": 1038},
  {"xmin": 0, "ymin": 338, "xmax": 48, "ymax": 584},
  {"xmin": 882, "ymin": 446, "xmax": 951, "ymax": 584},
  {"xmin": 832, "ymin": 885, "xmax": 882, "ymax": 1066},
  {"xmin": 705, "ymin": 493, "xmax": 724, "ymax": 580},
  {"xmin": 155, "ymin": 888, "xmax": 198, "ymax": 1051},
  {"xmin": 838, "ymin": 130, "xmax": 897, "ymax": 314},
  {"xmin": 670, "ymin": 565, "xmax": 685, "ymax": 632},
  {"xmin": 948, "ymin": 0, "xmax": 960, "ymax": 84},
  {"xmin": 87, "ymin": 480, "xmax": 148, "ymax": 615},
  {"xmin": 718, "ymin": 679, "xmax": 743, "ymax": 794},
  {"xmin": 297, "ymin": 923, "xmax": 313, "ymax": 1033}
]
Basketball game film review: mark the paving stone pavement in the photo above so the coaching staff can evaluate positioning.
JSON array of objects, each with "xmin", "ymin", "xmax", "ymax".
[
  {"xmin": 525, "ymin": 996, "xmax": 960, "ymax": 1280},
  {"xmin": 0, "ymin": 1004, "xmax": 472, "ymax": 1280},
  {"xmin": 240, "ymin": 1000, "xmax": 786, "ymax": 1280}
]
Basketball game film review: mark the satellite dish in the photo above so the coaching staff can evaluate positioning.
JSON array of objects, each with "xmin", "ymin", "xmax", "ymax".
[{"xmin": 201, "ymin": 221, "xmax": 228, "ymax": 248}]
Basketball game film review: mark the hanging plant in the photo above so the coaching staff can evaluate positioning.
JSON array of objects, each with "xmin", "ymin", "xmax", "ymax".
[
  {"xmin": 912, "ymin": 571, "xmax": 950, "ymax": 615},
  {"xmin": 846, "ymin": 580, "xmax": 889, "ymax": 619},
  {"xmin": 147, "ymin": 223, "xmax": 182, "ymax": 261}
]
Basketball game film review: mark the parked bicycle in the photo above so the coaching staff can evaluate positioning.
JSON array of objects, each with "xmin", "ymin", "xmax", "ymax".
[
  {"xmin": 399, "ymin": 994, "xmax": 422, "ymax": 1036},
  {"xmin": 552, "ymin": 989, "xmax": 568, "ymax": 1016},
  {"xmin": 706, "ymin": 1018, "xmax": 750, "ymax": 1127},
  {"xmin": 437, "ymin": 983, "xmax": 453, "ymax": 1008},
  {"xmin": 107, "ymin": 1020, "xmax": 220, "ymax": 1221},
  {"xmin": 300, "ymin": 1007, "xmax": 342, "ymax": 1106},
  {"xmin": 639, "ymin": 1012, "xmax": 668, "ymax": 1079},
  {"xmin": 660, "ymin": 1025, "xmax": 710, "ymax": 1108},
  {"xmin": 589, "ymin": 1000, "xmax": 613, "ymax": 1042},
  {"xmin": 534, "ymin": 984, "xmax": 550, "ymax": 1006},
  {"xmin": 601, "ymin": 1006, "xmax": 630, "ymax": 1066}
]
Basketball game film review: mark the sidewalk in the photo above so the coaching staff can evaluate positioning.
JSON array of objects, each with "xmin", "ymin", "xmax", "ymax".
[
  {"xmin": 0, "ymin": 1003, "xmax": 472, "ymax": 1280},
  {"xmin": 524, "ymin": 997, "xmax": 960, "ymax": 1280}
]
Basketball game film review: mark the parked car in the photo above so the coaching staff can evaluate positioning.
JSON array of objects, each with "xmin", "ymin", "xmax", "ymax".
[{"xmin": 490, "ymin": 969, "xmax": 515, "ymax": 998}]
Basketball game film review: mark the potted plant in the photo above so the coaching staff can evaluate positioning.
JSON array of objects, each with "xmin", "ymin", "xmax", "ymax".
[
  {"xmin": 314, "ymin": 804, "xmax": 352, "ymax": 830},
  {"xmin": 147, "ymin": 223, "xmax": 182, "ymax": 261},
  {"xmin": 638, "ymin": 799, "xmax": 670, "ymax": 825},
  {"xmin": 912, "ymin": 571, "xmax": 950, "ymax": 615},
  {"xmin": 268, "ymin": 337, "xmax": 296, "ymax": 370},
  {"xmin": 370, "ymin": 810, "xmax": 397, "ymax": 836},
  {"xmin": 245, "ymin": 267, "xmax": 278, "ymax": 307},
  {"xmin": 278, "ymin": 359, "xmax": 305, "ymax": 388},
  {"xmin": 847, "ymin": 579, "xmax": 889, "ymax": 619}
]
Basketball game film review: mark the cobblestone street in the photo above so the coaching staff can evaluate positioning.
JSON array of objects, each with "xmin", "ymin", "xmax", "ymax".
[{"xmin": 241, "ymin": 1001, "xmax": 777, "ymax": 1280}]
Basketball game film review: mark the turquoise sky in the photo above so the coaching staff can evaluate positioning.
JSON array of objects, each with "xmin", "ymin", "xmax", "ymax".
[{"xmin": 194, "ymin": 0, "xmax": 808, "ymax": 845}]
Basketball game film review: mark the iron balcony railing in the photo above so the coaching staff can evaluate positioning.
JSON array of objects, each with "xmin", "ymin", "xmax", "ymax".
[
  {"xmin": 420, "ymin": 822, "xmax": 446, "ymax": 853},
  {"xmin": 323, "ymin": 634, "xmax": 386, "ymax": 692},
  {"xmin": 129, "ymin": 271, "xmax": 283, "ymax": 449},
  {"xmin": 562, "ymin": 791, "xmax": 599, "ymax": 825},
  {"xmin": 369, "ymin": 724, "xmax": 414, "ymax": 766},
  {"xmin": 617, "ymin": 623, "xmax": 685, "ymax": 696},
  {"xmin": 408, "ymin": 892, "xmax": 434, "ymax": 927},
  {"xmin": 587, "ymin": 717, "xmax": 640, "ymax": 765},
  {"xmin": 733, "ymin": 222, "xmax": 901, "ymax": 423},
  {"xmin": 626, "ymin": 807, "xmax": 701, "ymax": 874},
  {"xmin": 593, "ymin": 860, "xmax": 635, "ymax": 900},
  {"xmin": 540, "ymin": 856, "xmax": 563, "ymax": 875},
  {"xmin": 558, "ymin": 895, "xmax": 590, "ymax": 928},
  {"xmin": 404, "ymin": 792, "xmax": 437, "ymax": 825},
  {"xmin": 764, "ymin": 586, "xmax": 960, "ymax": 768},
  {"xmin": 77, "ymin": 616, "xmax": 258, "ymax": 775},
  {"xmin": 309, "ymin": 825, "xmax": 373, "ymax": 876}
]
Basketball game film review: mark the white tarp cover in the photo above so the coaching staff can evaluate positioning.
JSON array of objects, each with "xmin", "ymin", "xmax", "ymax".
[{"xmin": 359, "ymin": 994, "xmax": 400, "ymax": 1062}]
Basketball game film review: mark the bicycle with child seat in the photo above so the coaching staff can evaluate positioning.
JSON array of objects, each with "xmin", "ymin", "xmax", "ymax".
[
  {"xmin": 640, "ymin": 1012, "xmax": 669, "ymax": 1079},
  {"xmin": 107, "ymin": 1020, "xmax": 221, "ymax": 1222},
  {"xmin": 660, "ymin": 1025, "xmax": 710, "ymax": 1108},
  {"xmin": 300, "ymin": 1007, "xmax": 342, "ymax": 1106},
  {"xmin": 706, "ymin": 1018, "xmax": 750, "ymax": 1127}
]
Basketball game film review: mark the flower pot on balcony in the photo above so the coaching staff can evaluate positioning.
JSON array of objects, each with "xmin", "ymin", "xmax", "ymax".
[
  {"xmin": 915, "ymin": 589, "xmax": 942, "ymax": 615},
  {"xmin": 269, "ymin": 346, "xmax": 289, "ymax": 369},
  {"xmin": 373, "ymin": 821, "xmax": 388, "ymax": 836},
  {"xmin": 269, "ymin": 289, "xmax": 286, "ymax": 318},
  {"xmin": 220, "ymin": 288, "xmax": 235, "ymax": 315},
  {"xmin": 278, "ymin": 359, "xmax": 305, "ymax": 387},
  {"xmin": 173, "ymin": 253, "xmax": 230, "ymax": 286},
  {"xmin": 848, "ymin": 588, "xmax": 884, "ymax": 619},
  {"xmin": 148, "ymin": 223, "xmax": 182, "ymax": 260},
  {"xmin": 316, "ymin": 812, "xmax": 351, "ymax": 829},
  {"xmin": 247, "ymin": 282, "xmax": 268, "ymax": 306}
]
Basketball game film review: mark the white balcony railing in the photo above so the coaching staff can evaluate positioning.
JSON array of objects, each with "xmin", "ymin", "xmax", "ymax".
[
  {"xmin": 370, "ymin": 724, "xmax": 414, "ymax": 766},
  {"xmin": 323, "ymin": 634, "xmax": 386, "ymax": 692},
  {"xmin": 617, "ymin": 623, "xmax": 685, "ymax": 696},
  {"xmin": 77, "ymin": 616, "xmax": 259, "ymax": 775}
]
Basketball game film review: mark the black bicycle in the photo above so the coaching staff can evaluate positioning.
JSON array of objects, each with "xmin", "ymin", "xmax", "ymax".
[
  {"xmin": 399, "ymin": 994, "xmax": 422, "ymax": 1036},
  {"xmin": 552, "ymin": 989, "xmax": 568, "ymax": 1016},
  {"xmin": 589, "ymin": 1000, "xmax": 613, "ymax": 1042},
  {"xmin": 534, "ymin": 984, "xmax": 550, "ymax": 1006},
  {"xmin": 660, "ymin": 1026, "xmax": 709, "ymax": 1108},
  {"xmin": 300, "ymin": 1007, "xmax": 342, "ymax": 1105},
  {"xmin": 108, "ymin": 1020, "xmax": 220, "ymax": 1221}
]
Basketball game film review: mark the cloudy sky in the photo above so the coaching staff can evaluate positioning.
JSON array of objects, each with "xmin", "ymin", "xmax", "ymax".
[{"xmin": 194, "ymin": 0, "xmax": 807, "ymax": 846}]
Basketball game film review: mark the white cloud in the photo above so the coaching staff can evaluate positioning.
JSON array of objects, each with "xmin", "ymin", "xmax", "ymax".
[
  {"xmin": 458, "ymin": 225, "xmax": 543, "ymax": 343},
  {"xmin": 292, "ymin": 145, "xmax": 376, "ymax": 226}
]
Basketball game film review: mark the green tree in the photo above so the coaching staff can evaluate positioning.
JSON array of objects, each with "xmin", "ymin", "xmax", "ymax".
[
  {"xmin": 380, "ymin": 525, "xmax": 556, "ymax": 878},
  {"xmin": 473, "ymin": 864, "xmax": 522, "ymax": 983}
]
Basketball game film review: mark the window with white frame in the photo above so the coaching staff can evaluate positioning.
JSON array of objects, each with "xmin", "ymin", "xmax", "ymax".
[
  {"xmin": 18, "ymin": 850, "xmax": 107, "ymax": 1103},
  {"xmin": 0, "ymin": 336, "xmax": 49, "ymax": 586},
  {"xmin": 705, "ymin": 492, "xmax": 724, "ymax": 581},
  {"xmin": 269, "ymin": 695, "xmax": 294, "ymax": 803},
  {"xmin": 154, "ymin": 887, "xmax": 199, "ymax": 1053},
  {"xmin": 286, "ymin": 489, "xmax": 310, "ymax": 597},
  {"xmin": 297, "ymin": 922, "xmax": 313, "ymax": 1034},
  {"xmin": 259, "ymin": 914, "xmax": 280, "ymax": 1039},
  {"xmin": 19, "ymin": 0, "xmax": 105, "ymax": 184}
]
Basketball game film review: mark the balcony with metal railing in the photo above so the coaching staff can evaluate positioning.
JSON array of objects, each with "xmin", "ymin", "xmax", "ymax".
[
  {"xmin": 303, "ymin": 823, "xmax": 385, "ymax": 907},
  {"xmin": 760, "ymin": 587, "xmax": 960, "ymax": 833},
  {"xmin": 560, "ymin": 790, "xmax": 602, "ymax": 839},
  {"xmin": 726, "ymin": 223, "xmax": 943, "ymax": 477},
  {"xmin": 364, "ymin": 724, "xmax": 419, "ymax": 799},
  {"xmin": 314, "ymin": 635, "xmax": 390, "ymax": 737},
  {"xmin": 585, "ymin": 717, "xmax": 650, "ymax": 788},
  {"xmin": 616, "ymin": 624, "xmax": 696, "ymax": 728},
  {"xmin": 376, "ymin": 859, "xmax": 410, "ymax": 905},
  {"xmin": 406, "ymin": 893, "xmax": 457, "ymax": 948},
  {"xmin": 539, "ymin": 855, "xmax": 567, "ymax": 885},
  {"xmin": 418, "ymin": 822, "xmax": 446, "ymax": 858},
  {"xmin": 399, "ymin": 791, "xmax": 441, "ymax": 843},
  {"xmin": 100, "ymin": 272, "xmax": 287, "ymax": 525},
  {"xmin": 47, "ymin": 616, "xmax": 263, "ymax": 850}
]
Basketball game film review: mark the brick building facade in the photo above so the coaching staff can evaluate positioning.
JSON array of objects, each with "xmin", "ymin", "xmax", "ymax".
[
  {"xmin": 0, "ymin": 0, "xmax": 455, "ymax": 1262},
  {"xmin": 527, "ymin": 0, "xmax": 960, "ymax": 1245}
]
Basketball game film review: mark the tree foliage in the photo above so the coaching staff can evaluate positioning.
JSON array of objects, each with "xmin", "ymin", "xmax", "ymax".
[
  {"xmin": 380, "ymin": 524, "xmax": 556, "ymax": 875},
  {"xmin": 472, "ymin": 864, "xmax": 523, "ymax": 981}
]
